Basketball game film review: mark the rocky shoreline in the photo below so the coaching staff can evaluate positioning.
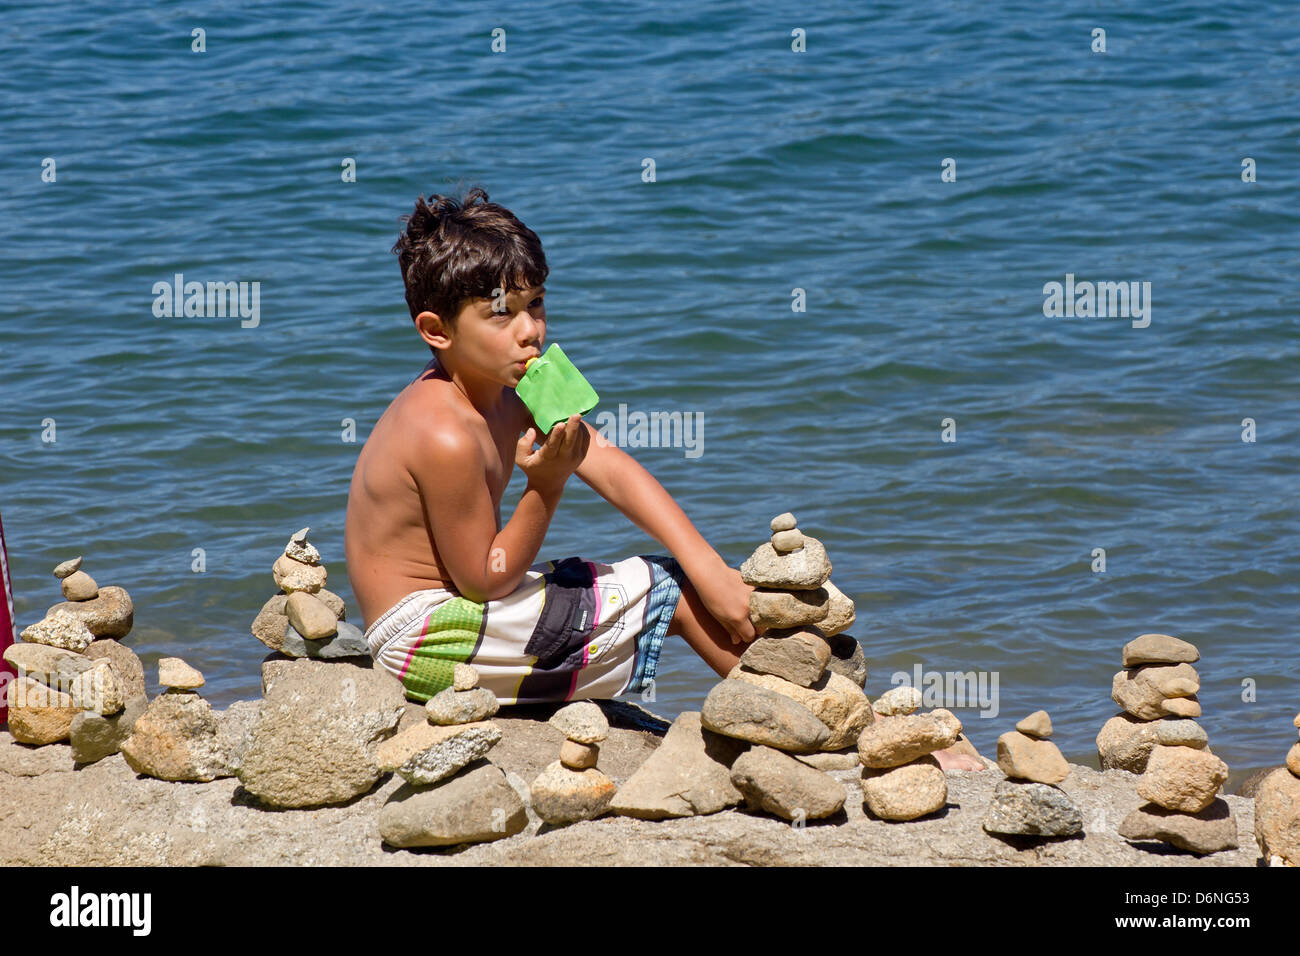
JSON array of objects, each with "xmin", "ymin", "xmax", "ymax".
[{"xmin": 0, "ymin": 698, "xmax": 1268, "ymax": 866}]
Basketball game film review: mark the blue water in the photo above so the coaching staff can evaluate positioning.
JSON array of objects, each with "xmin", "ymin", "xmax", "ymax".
[{"xmin": 2, "ymin": 2, "xmax": 1298, "ymax": 782}]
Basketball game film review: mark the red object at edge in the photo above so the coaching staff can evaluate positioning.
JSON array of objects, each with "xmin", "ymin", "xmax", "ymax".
[{"xmin": 0, "ymin": 511, "xmax": 16, "ymax": 726}]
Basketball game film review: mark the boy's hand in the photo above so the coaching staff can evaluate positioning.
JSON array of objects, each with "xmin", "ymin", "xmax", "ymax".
[
  {"xmin": 693, "ymin": 564, "xmax": 759, "ymax": 646},
  {"xmin": 516, "ymin": 414, "xmax": 589, "ymax": 494}
]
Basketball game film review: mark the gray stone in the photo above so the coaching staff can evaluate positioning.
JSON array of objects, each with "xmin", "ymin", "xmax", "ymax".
[
  {"xmin": 69, "ymin": 693, "xmax": 148, "ymax": 764},
  {"xmin": 237, "ymin": 659, "xmax": 406, "ymax": 808},
  {"xmin": 825, "ymin": 633, "xmax": 867, "ymax": 688},
  {"xmin": 701, "ymin": 679, "xmax": 830, "ymax": 753},
  {"xmin": 730, "ymin": 745, "xmax": 846, "ymax": 820},
  {"xmin": 427, "ymin": 687, "xmax": 500, "ymax": 725},
  {"xmin": 1155, "ymin": 719, "xmax": 1208, "ymax": 749},
  {"xmin": 45, "ymin": 586, "xmax": 134, "ymax": 639},
  {"xmin": 609, "ymin": 711, "xmax": 746, "ymax": 819},
  {"xmin": 1119, "ymin": 799, "xmax": 1239, "ymax": 855},
  {"xmin": 379, "ymin": 759, "xmax": 529, "ymax": 848},
  {"xmin": 18, "ymin": 608, "xmax": 95, "ymax": 652},
  {"xmin": 748, "ymin": 588, "xmax": 830, "ymax": 630},
  {"xmin": 548, "ymin": 701, "xmax": 608, "ymax": 744},
  {"xmin": 530, "ymin": 760, "xmax": 618, "ymax": 825},
  {"xmin": 280, "ymin": 620, "xmax": 369, "ymax": 659},
  {"xmin": 983, "ymin": 780, "xmax": 1083, "ymax": 837},
  {"xmin": 739, "ymin": 631, "xmax": 831, "ymax": 687},
  {"xmin": 377, "ymin": 720, "xmax": 503, "ymax": 785},
  {"xmin": 740, "ymin": 535, "xmax": 831, "ymax": 590}
]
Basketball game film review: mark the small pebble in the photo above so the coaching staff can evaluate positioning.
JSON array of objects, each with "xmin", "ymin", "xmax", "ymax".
[
  {"xmin": 1015, "ymin": 710, "xmax": 1053, "ymax": 740},
  {"xmin": 52, "ymin": 556, "xmax": 83, "ymax": 579},
  {"xmin": 560, "ymin": 740, "xmax": 599, "ymax": 770},
  {"xmin": 769, "ymin": 513, "xmax": 797, "ymax": 533},
  {"xmin": 770, "ymin": 529, "xmax": 804, "ymax": 553},
  {"xmin": 453, "ymin": 663, "xmax": 480, "ymax": 691},
  {"xmin": 158, "ymin": 657, "xmax": 204, "ymax": 690}
]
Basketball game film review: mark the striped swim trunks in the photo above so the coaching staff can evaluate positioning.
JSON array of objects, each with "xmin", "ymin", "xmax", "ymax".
[{"xmin": 364, "ymin": 554, "xmax": 686, "ymax": 706}]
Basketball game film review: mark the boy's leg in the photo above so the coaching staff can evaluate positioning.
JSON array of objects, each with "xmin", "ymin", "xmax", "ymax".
[{"xmin": 667, "ymin": 575, "xmax": 745, "ymax": 678}]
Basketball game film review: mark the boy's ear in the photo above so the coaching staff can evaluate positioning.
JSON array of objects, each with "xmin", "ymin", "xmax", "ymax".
[{"xmin": 414, "ymin": 310, "xmax": 453, "ymax": 351}]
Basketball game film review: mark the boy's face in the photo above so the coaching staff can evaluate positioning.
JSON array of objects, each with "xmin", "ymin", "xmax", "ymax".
[{"xmin": 423, "ymin": 284, "xmax": 546, "ymax": 386}]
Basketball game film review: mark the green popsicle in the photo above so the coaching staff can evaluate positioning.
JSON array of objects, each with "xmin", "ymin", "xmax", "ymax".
[{"xmin": 515, "ymin": 343, "xmax": 600, "ymax": 433}]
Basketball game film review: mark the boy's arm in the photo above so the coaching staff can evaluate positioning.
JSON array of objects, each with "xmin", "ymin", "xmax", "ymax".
[
  {"xmin": 410, "ymin": 422, "xmax": 570, "ymax": 603},
  {"xmin": 573, "ymin": 421, "xmax": 757, "ymax": 644}
]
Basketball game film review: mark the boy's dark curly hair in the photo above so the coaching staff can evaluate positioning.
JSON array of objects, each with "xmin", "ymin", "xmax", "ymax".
[{"xmin": 391, "ymin": 186, "xmax": 548, "ymax": 349}]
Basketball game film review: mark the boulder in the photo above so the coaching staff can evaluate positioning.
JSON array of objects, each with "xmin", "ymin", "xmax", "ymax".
[
  {"xmin": 530, "ymin": 760, "xmax": 618, "ymax": 824},
  {"xmin": 700, "ymin": 679, "xmax": 829, "ymax": 752},
  {"xmin": 70, "ymin": 693, "xmax": 148, "ymax": 764},
  {"xmin": 738, "ymin": 631, "xmax": 831, "ymax": 687},
  {"xmin": 858, "ymin": 712, "xmax": 959, "ymax": 769},
  {"xmin": 1253, "ymin": 767, "xmax": 1300, "ymax": 865},
  {"xmin": 5, "ymin": 674, "xmax": 78, "ymax": 744},
  {"xmin": 1137, "ymin": 745, "xmax": 1229, "ymax": 813},
  {"xmin": 728, "ymin": 665, "xmax": 870, "ymax": 750},
  {"xmin": 376, "ymin": 720, "xmax": 503, "ymax": 785},
  {"xmin": 45, "ymin": 586, "xmax": 134, "ymax": 639},
  {"xmin": 748, "ymin": 588, "xmax": 829, "ymax": 630},
  {"xmin": 18, "ymin": 608, "xmax": 94, "ymax": 652},
  {"xmin": 1118, "ymin": 799, "xmax": 1239, "ymax": 855},
  {"xmin": 426, "ymin": 687, "xmax": 500, "ymax": 725},
  {"xmin": 1121, "ymin": 633, "xmax": 1200, "ymax": 667},
  {"xmin": 236, "ymin": 659, "xmax": 405, "ymax": 808},
  {"xmin": 739, "ymin": 536, "xmax": 831, "ymax": 590},
  {"xmin": 548, "ymin": 701, "xmax": 609, "ymax": 744},
  {"xmin": 68, "ymin": 661, "xmax": 124, "ymax": 715},
  {"xmin": 83, "ymin": 639, "xmax": 146, "ymax": 701},
  {"xmin": 1096, "ymin": 713, "xmax": 1163, "ymax": 773},
  {"xmin": 120, "ymin": 692, "xmax": 233, "ymax": 781},
  {"xmin": 983, "ymin": 780, "xmax": 1083, "ymax": 836},
  {"xmin": 4, "ymin": 641, "xmax": 95, "ymax": 689},
  {"xmin": 609, "ymin": 711, "xmax": 746, "ymax": 819},
  {"xmin": 997, "ymin": 731, "xmax": 1070, "ymax": 785},
  {"xmin": 730, "ymin": 745, "xmax": 846, "ymax": 821},
  {"xmin": 860, "ymin": 755, "xmax": 947, "ymax": 821},
  {"xmin": 379, "ymin": 760, "xmax": 529, "ymax": 848}
]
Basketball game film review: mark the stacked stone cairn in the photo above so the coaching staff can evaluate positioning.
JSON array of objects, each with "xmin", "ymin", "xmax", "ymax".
[
  {"xmin": 1096, "ymin": 633, "xmax": 1204, "ymax": 773},
  {"xmin": 250, "ymin": 527, "xmax": 367, "ymax": 659},
  {"xmin": 1109, "ymin": 639, "xmax": 1235, "ymax": 854},
  {"xmin": 983, "ymin": 711, "xmax": 1082, "ymax": 837},
  {"xmin": 1253, "ymin": 711, "xmax": 1300, "ymax": 866},
  {"xmin": 2, "ymin": 556, "xmax": 147, "ymax": 762},
  {"xmin": 857, "ymin": 703, "xmax": 961, "ymax": 821},
  {"xmin": 377, "ymin": 663, "xmax": 528, "ymax": 847},
  {"xmin": 692, "ymin": 513, "xmax": 873, "ymax": 822},
  {"xmin": 120, "ymin": 657, "xmax": 240, "ymax": 782},
  {"xmin": 529, "ymin": 701, "xmax": 619, "ymax": 825}
]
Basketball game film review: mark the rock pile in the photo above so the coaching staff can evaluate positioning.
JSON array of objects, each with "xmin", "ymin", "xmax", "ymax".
[
  {"xmin": 1096, "ymin": 633, "xmax": 1205, "ymax": 773},
  {"xmin": 1111, "ymin": 648, "xmax": 1236, "ymax": 855},
  {"xmin": 1252, "ymin": 711, "xmax": 1300, "ymax": 866},
  {"xmin": 983, "ymin": 711, "xmax": 1082, "ymax": 837},
  {"xmin": 378, "ymin": 663, "xmax": 526, "ymax": 847},
  {"xmin": 529, "ymin": 701, "xmax": 619, "ymax": 825},
  {"xmin": 857, "ymin": 706, "xmax": 961, "ymax": 820},
  {"xmin": 689, "ymin": 513, "xmax": 873, "ymax": 821},
  {"xmin": 251, "ymin": 528, "xmax": 366, "ymax": 659},
  {"xmin": 120, "ymin": 657, "xmax": 239, "ymax": 782},
  {"xmin": 2, "ymin": 557, "xmax": 146, "ymax": 752}
]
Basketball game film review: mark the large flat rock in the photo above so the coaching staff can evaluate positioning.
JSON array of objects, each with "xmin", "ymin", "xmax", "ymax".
[{"xmin": 0, "ymin": 699, "xmax": 1265, "ymax": 866}]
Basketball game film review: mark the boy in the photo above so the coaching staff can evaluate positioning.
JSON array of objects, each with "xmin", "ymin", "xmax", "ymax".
[
  {"xmin": 345, "ymin": 186, "xmax": 982, "ymax": 771},
  {"xmin": 344, "ymin": 186, "xmax": 757, "ymax": 708}
]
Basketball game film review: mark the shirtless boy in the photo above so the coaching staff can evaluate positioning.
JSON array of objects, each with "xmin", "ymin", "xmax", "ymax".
[{"xmin": 345, "ymin": 186, "xmax": 981, "ymax": 770}]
